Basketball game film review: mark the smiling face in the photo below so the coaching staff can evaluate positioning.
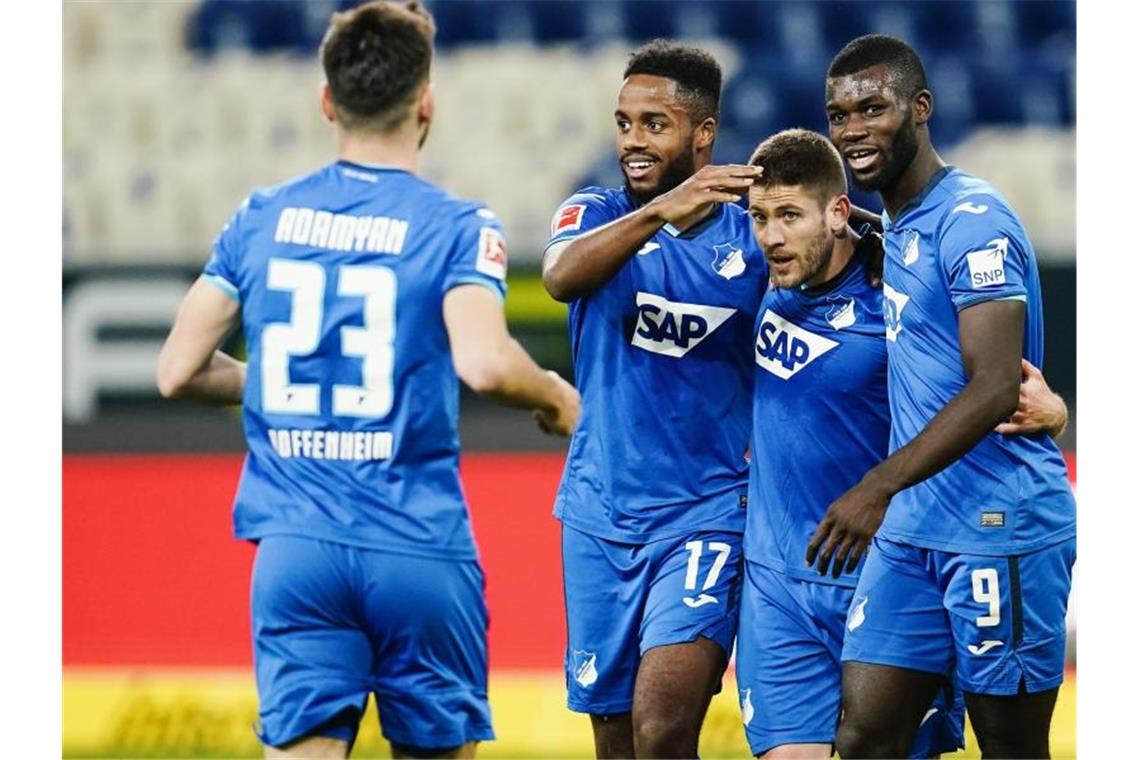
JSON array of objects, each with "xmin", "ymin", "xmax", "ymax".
[
  {"xmin": 748, "ymin": 184, "xmax": 848, "ymax": 289},
  {"xmin": 615, "ymin": 74, "xmax": 712, "ymax": 205},
  {"xmin": 825, "ymin": 64, "xmax": 922, "ymax": 194}
]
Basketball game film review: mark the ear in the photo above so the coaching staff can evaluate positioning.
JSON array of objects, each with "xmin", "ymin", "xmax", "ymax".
[
  {"xmin": 416, "ymin": 81, "xmax": 435, "ymax": 126},
  {"xmin": 829, "ymin": 194, "xmax": 852, "ymax": 235},
  {"xmin": 320, "ymin": 82, "xmax": 337, "ymax": 124},
  {"xmin": 912, "ymin": 88, "xmax": 934, "ymax": 127},
  {"xmin": 693, "ymin": 116, "xmax": 717, "ymax": 152}
]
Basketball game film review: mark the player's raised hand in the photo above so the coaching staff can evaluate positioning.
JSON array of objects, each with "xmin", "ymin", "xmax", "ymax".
[
  {"xmin": 806, "ymin": 480, "xmax": 890, "ymax": 578},
  {"xmin": 647, "ymin": 164, "xmax": 762, "ymax": 226},
  {"xmin": 994, "ymin": 358, "xmax": 1068, "ymax": 439},
  {"xmin": 535, "ymin": 371, "xmax": 581, "ymax": 437}
]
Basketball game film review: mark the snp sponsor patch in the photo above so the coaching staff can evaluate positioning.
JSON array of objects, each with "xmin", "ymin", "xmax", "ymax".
[
  {"xmin": 551, "ymin": 204, "xmax": 586, "ymax": 236},
  {"xmin": 630, "ymin": 292, "xmax": 736, "ymax": 358},
  {"xmin": 753, "ymin": 309, "xmax": 839, "ymax": 379},
  {"xmin": 966, "ymin": 237, "xmax": 1009, "ymax": 289},
  {"xmin": 476, "ymin": 227, "xmax": 508, "ymax": 280}
]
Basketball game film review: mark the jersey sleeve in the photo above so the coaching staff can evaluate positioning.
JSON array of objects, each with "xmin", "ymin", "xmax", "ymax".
[
  {"xmin": 545, "ymin": 189, "xmax": 623, "ymax": 250},
  {"xmin": 938, "ymin": 195, "xmax": 1031, "ymax": 311},
  {"xmin": 442, "ymin": 205, "xmax": 508, "ymax": 300},
  {"xmin": 201, "ymin": 196, "xmax": 251, "ymax": 302}
]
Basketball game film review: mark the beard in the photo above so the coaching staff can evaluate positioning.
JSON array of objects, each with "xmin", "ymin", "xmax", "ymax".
[
  {"xmin": 770, "ymin": 225, "xmax": 834, "ymax": 289},
  {"xmin": 851, "ymin": 118, "xmax": 919, "ymax": 193},
  {"xmin": 624, "ymin": 148, "xmax": 697, "ymax": 207}
]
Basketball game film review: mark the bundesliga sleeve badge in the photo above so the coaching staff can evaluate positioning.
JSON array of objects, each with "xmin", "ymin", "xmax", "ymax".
[{"xmin": 476, "ymin": 227, "xmax": 508, "ymax": 280}]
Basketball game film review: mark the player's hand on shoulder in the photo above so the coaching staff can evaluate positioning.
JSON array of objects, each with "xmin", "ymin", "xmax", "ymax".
[
  {"xmin": 647, "ymin": 164, "xmax": 761, "ymax": 226},
  {"xmin": 535, "ymin": 370, "xmax": 580, "ymax": 437},
  {"xmin": 806, "ymin": 479, "xmax": 891, "ymax": 579},
  {"xmin": 995, "ymin": 358, "xmax": 1068, "ymax": 440},
  {"xmin": 854, "ymin": 227, "xmax": 885, "ymax": 288}
]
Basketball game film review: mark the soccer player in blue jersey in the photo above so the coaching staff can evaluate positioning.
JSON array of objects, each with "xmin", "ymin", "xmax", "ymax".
[
  {"xmin": 810, "ymin": 35, "xmax": 1077, "ymax": 758},
  {"xmin": 542, "ymin": 41, "xmax": 768, "ymax": 757},
  {"xmin": 736, "ymin": 128, "xmax": 968, "ymax": 760},
  {"xmin": 154, "ymin": 3, "xmax": 579, "ymax": 758}
]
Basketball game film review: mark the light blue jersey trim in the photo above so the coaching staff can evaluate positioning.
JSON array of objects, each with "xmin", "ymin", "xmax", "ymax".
[
  {"xmin": 662, "ymin": 222, "xmax": 682, "ymax": 237},
  {"xmin": 996, "ymin": 295, "xmax": 1028, "ymax": 302},
  {"xmin": 204, "ymin": 273, "xmax": 240, "ymax": 302},
  {"xmin": 448, "ymin": 276, "xmax": 505, "ymax": 301}
]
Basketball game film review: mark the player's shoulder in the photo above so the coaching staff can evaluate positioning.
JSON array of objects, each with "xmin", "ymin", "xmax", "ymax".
[
  {"xmin": 556, "ymin": 185, "xmax": 629, "ymax": 213},
  {"xmin": 934, "ymin": 169, "xmax": 1022, "ymax": 230},
  {"xmin": 407, "ymin": 175, "xmax": 502, "ymax": 228}
]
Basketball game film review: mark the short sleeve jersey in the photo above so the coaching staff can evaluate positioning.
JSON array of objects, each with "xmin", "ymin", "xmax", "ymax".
[
  {"xmin": 746, "ymin": 245, "xmax": 889, "ymax": 587},
  {"xmin": 548, "ymin": 186, "xmax": 768, "ymax": 543},
  {"xmin": 203, "ymin": 160, "xmax": 508, "ymax": 560},
  {"xmin": 877, "ymin": 167, "xmax": 1075, "ymax": 555}
]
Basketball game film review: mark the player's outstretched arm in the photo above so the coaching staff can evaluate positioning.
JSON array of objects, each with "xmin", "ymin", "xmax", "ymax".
[
  {"xmin": 995, "ymin": 358, "xmax": 1068, "ymax": 440},
  {"xmin": 806, "ymin": 299, "xmax": 1025, "ymax": 577},
  {"xmin": 542, "ymin": 164, "xmax": 761, "ymax": 302},
  {"xmin": 156, "ymin": 277, "xmax": 245, "ymax": 405},
  {"xmin": 444, "ymin": 284, "xmax": 580, "ymax": 436}
]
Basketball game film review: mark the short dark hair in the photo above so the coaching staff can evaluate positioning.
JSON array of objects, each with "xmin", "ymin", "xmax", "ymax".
[
  {"xmin": 748, "ymin": 129, "xmax": 847, "ymax": 207},
  {"xmin": 319, "ymin": 1, "xmax": 436, "ymax": 133},
  {"xmin": 623, "ymin": 39, "xmax": 722, "ymax": 122},
  {"xmin": 827, "ymin": 34, "xmax": 928, "ymax": 101}
]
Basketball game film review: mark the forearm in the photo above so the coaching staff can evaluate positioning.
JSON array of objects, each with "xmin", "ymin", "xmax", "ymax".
[
  {"xmin": 472, "ymin": 338, "xmax": 564, "ymax": 411},
  {"xmin": 849, "ymin": 204, "xmax": 883, "ymax": 233},
  {"xmin": 542, "ymin": 205, "xmax": 665, "ymax": 302},
  {"xmin": 162, "ymin": 350, "xmax": 246, "ymax": 406},
  {"xmin": 861, "ymin": 375, "xmax": 1018, "ymax": 497}
]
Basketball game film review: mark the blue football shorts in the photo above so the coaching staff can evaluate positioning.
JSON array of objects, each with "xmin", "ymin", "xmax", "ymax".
[
  {"xmin": 250, "ymin": 536, "xmax": 494, "ymax": 749},
  {"xmin": 842, "ymin": 535, "xmax": 1076, "ymax": 696},
  {"xmin": 561, "ymin": 524, "xmax": 743, "ymax": 714},
  {"xmin": 736, "ymin": 561, "xmax": 964, "ymax": 756}
]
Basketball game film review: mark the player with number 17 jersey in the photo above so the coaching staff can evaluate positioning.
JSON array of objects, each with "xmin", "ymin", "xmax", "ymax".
[
  {"xmin": 205, "ymin": 160, "xmax": 506, "ymax": 559},
  {"xmin": 550, "ymin": 183, "xmax": 767, "ymax": 714}
]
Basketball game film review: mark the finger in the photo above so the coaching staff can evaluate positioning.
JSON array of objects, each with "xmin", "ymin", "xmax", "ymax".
[
  {"xmin": 816, "ymin": 528, "xmax": 843, "ymax": 576},
  {"xmin": 705, "ymin": 192, "xmax": 750, "ymax": 204},
  {"xmin": 994, "ymin": 422, "xmax": 1017, "ymax": 435},
  {"xmin": 832, "ymin": 536, "xmax": 856, "ymax": 579},
  {"xmin": 698, "ymin": 177, "xmax": 757, "ymax": 192},
  {"xmin": 705, "ymin": 164, "xmax": 764, "ymax": 177},
  {"xmin": 845, "ymin": 540, "xmax": 866, "ymax": 574},
  {"xmin": 1021, "ymin": 357, "xmax": 1041, "ymax": 379},
  {"xmin": 805, "ymin": 518, "xmax": 832, "ymax": 565}
]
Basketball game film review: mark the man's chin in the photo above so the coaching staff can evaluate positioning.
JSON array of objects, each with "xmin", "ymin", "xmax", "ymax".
[{"xmin": 624, "ymin": 177, "xmax": 662, "ymax": 206}]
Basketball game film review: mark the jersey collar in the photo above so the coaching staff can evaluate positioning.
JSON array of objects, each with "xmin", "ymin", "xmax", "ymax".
[{"xmin": 882, "ymin": 165, "xmax": 955, "ymax": 230}]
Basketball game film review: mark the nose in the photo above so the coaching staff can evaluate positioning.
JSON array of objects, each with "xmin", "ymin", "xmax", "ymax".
[
  {"xmin": 757, "ymin": 223, "xmax": 784, "ymax": 250},
  {"xmin": 841, "ymin": 114, "xmax": 868, "ymax": 144},
  {"xmin": 621, "ymin": 123, "xmax": 648, "ymax": 151}
]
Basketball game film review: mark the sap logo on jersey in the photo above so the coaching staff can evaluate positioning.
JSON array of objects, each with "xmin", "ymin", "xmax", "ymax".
[
  {"xmin": 631, "ymin": 292, "xmax": 736, "ymax": 358},
  {"xmin": 754, "ymin": 310, "xmax": 838, "ymax": 379}
]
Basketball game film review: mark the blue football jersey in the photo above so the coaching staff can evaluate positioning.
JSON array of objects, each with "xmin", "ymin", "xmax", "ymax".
[
  {"xmin": 202, "ymin": 160, "xmax": 509, "ymax": 560},
  {"xmin": 745, "ymin": 247, "xmax": 889, "ymax": 587},
  {"xmin": 548, "ymin": 186, "xmax": 768, "ymax": 543},
  {"xmin": 877, "ymin": 167, "xmax": 1075, "ymax": 555}
]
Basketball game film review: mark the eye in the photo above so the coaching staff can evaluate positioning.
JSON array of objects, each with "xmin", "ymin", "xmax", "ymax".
[
  {"xmin": 751, "ymin": 214, "xmax": 767, "ymax": 226},
  {"xmin": 616, "ymin": 118, "xmax": 630, "ymax": 130},
  {"xmin": 828, "ymin": 112, "xmax": 846, "ymax": 125},
  {"xmin": 782, "ymin": 211, "xmax": 800, "ymax": 222},
  {"xmin": 647, "ymin": 120, "xmax": 666, "ymax": 132},
  {"xmin": 865, "ymin": 104, "xmax": 885, "ymax": 117}
]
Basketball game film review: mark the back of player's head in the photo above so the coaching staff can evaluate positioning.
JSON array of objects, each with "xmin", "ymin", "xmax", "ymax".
[
  {"xmin": 623, "ymin": 40, "xmax": 722, "ymax": 123},
  {"xmin": 320, "ymin": 0, "xmax": 436, "ymax": 133},
  {"xmin": 748, "ymin": 129, "xmax": 847, "ymax": 207},
  {"xmin": 827, "ymin": 34, "xmax": 928, "ymax": 102}
]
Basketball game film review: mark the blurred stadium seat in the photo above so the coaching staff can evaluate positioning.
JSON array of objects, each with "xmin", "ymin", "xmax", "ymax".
[{"xmin": 63, "ymin": 0, "xmax": 1075, "ymax": 265}]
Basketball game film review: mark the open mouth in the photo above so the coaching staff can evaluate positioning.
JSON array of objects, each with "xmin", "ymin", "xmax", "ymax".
[
  {"xmin": 845, "ymin": 147, "xmax": 879, "ymax": 172},
  {"xmin": 623, "ymin": 156, "xmax": 658, "ymax": 180}
]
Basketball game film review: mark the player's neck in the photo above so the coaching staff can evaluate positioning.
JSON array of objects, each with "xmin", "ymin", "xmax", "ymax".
[
  {"xmin": 335, "ymin": 128, "xmax": 421, "ymax": 174},
  {"xmin": 881, "ymin": 145, "xmax": 945, "ymax": 219}
]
